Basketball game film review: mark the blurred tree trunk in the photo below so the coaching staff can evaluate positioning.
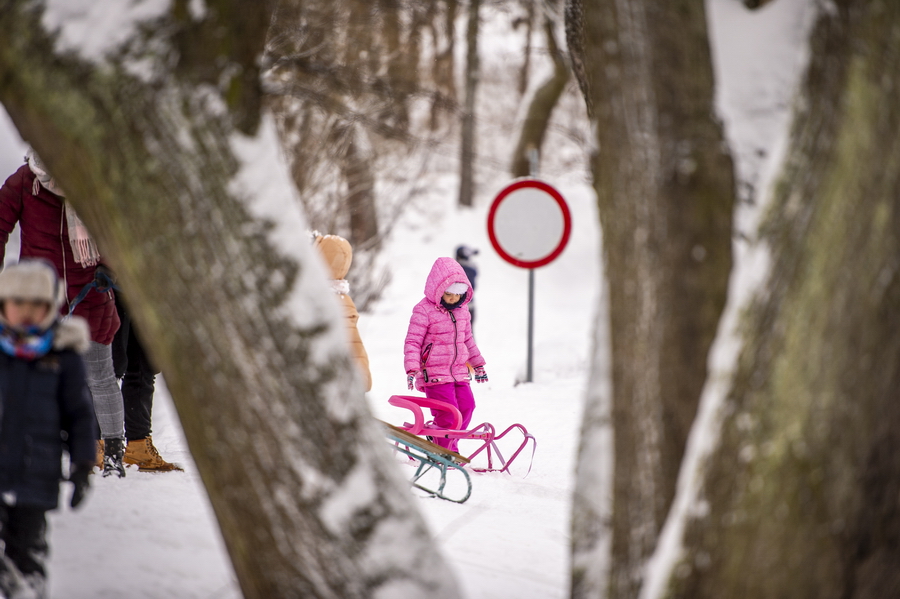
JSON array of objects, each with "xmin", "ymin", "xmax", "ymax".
[
  {"xmin": 338, "ymin": 123, "xmax": 380, "ymax": 248},
  {"xmin": 0, "ymin": 2, "xmax": 459, "ymax": 598},
  {"xmin": 458, "ymin": 0, "xmax": 481, "ymax": 207},
  {"xmin": 379, "ymin": 0, "xmax": 411, "ymax": 129},
  {"xmin": 566, "ymin": 0, "xmax": 736, "ymax": 597},
  {"xmin": 266, "ymin": 0, "xmax": 382, "ymax": 249},
  {"xmin": 516, "ymin": 0, "xmax": 536, "ymax": 97},
  {"xmin": 649, "ymin": 2, "xmax": 900, "ymax": 598},
  {"xmin": 510, "ymin": 3, "xmax": 569, "ymax": 178},
  {"xmin": 429, "ymin": 0, "xmax": 458, "ymax": 130}
]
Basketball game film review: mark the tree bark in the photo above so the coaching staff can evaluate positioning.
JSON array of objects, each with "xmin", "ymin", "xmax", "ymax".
[
  {"xmin": 516, "ymin": 0, "xmax": 536, "ymax": 97},
  {"xmin": 0, "ymin": 3, "xmax": 459, "ymax": 598},
  {"xmin": 567, "ymin": 1, "xmax": 736, "ymax": 597},
  {"xmin": 653, "ymin": 2, "xmax": 900, "ymax": 597},
  {"xmin": 340, "ymin": 123, "xmax": 380, "ymax": 249},
  {"xmin": 458, "ymin": 0, "xmax": 481, "ymax": 207},
  {"xmin": 510, "ymin": 10, "xmax": 570, "ymax": 178},
  {"xmin": 266, "ymin": 0, "xmax": 383, "ymax": 248},
  {"xmin": 430, "ymin": 0, "xmax": 458, "ymax": 130}
]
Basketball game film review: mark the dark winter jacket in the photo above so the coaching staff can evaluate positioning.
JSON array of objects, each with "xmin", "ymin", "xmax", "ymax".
[
  {"xmin": 0, "ymin": 164, "xmax": 120, "ymax": 344},
  {"xmin": 0, "ymin": 318, "xmax": 97, "ymax": 510},
  {"xmin": 404, "ymin": 257, "xmax": 485, "ymax": 391},
  {"xmin": 459, "ymin": 262, "xmax": 477, "ymax": 290}
]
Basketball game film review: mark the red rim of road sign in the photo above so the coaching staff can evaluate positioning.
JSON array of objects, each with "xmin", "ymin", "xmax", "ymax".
[{"xmin": 487, "ymin": 179, "xmax": 572, "ymax": 269}]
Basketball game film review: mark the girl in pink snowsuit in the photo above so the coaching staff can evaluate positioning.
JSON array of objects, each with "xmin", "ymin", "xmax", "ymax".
[{"xmin": 404, "ymin": 257, "xmax": 487, "ymax": 451}]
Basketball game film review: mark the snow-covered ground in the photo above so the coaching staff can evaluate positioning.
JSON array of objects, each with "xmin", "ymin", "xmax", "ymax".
[
  {"xmin": 0, "ymin": 0, "xmax": 817, "ymax": 596},
  {"xmin": 42, "ymin": 172, "xmax": 599, "ymax": 599}
]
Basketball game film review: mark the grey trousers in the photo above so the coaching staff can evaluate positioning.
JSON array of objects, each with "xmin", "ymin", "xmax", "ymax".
[{"xmin": 83, "ymin": 341, "xmax": 125, "ymax": 439}]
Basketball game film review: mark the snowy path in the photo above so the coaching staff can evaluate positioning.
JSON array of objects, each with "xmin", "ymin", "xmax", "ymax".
[{"xmin": 44, "ymin": 178, "xmax": 598, "ymax": 598}]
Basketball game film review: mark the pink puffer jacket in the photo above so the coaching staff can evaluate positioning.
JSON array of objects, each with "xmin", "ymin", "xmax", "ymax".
[{"xmin": 404, "ymin": 257, "xmax": 484, "ymax": 390}]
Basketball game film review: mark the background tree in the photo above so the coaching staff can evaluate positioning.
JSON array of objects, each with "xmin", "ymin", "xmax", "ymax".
[
  {"xmin": 458, "ymin": 0, "xmax": 481, "ymax": 207},
  {"xmin": 644, "ymin": 1, "xmax": 900, "ymax": 597},
  {"xmin": 265, "ymin": 0, "xmax": 581, "ymax": 309},
  {"xmin": 265, "ymin": 0, "xmax": 465, "ymax": 309},
  {"xmin": 509, "ymin": 0, "xmax": 570, "ymax": 178},
  {"xmin": 265, "ymin": 0, "xmax": 389, "ymax": 248},
  {"xmin": 513, "ymin": 0, "xmax": 537, "ymax": 97},
  {"xmin": 569, "ymin": 0, "xmax": 900, "ymax": 598},
  {"xmin": 0, "ymin": 2, "xmax": 460, "ymax": 597},
  {"xmin": 565, "ymin": 0, "xmax": 736, "ymax": 597}
]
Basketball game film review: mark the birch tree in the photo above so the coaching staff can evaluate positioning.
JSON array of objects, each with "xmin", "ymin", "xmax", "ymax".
[{"xmin": 0, "ymin": 2, "xmax": 459, "ymax": 597}]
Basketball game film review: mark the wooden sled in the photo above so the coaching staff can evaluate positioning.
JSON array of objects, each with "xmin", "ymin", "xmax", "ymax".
[
  {"xmin": 387, "ymin": 394, "xmax": 536, "ymax": 475},
  {"xmin": 382, "ymin": 422, "xmax": 472, "ymax": 504}
]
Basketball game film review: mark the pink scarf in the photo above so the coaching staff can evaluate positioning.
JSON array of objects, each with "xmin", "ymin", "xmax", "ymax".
[{"xmin": 26, "ymin": 150, "xmax": 101, "ymax": 267}]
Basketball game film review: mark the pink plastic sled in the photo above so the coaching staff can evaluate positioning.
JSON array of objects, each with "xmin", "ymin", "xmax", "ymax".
[{"xmin": 387, "ymin": 394, "xmax": 536, "ymax": 475}]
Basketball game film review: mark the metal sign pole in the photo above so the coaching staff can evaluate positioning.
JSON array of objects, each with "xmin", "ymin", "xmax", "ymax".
[
  {"xmin": 527, "ymin": 149, "xmax": 538, "ymax": 383},
  {"xmin": 486, "ymin": 166, "xmax": 571, "ymax": 386},
  {"xmin": 527, "ymin": 268, "xmax": 534, "ymax": 383}
]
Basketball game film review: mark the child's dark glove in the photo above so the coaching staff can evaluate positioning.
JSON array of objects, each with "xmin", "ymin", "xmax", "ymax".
[
  {"xmin": 407, "ymin": 371, "xmax": 418, "ymax": 390},
  {"xmin": 473, "ymin": 365, "xmax": 488, "ymax": 383},
  {"xmin": 69, "ymin": 462, "xmax": 93, "ymax": 509}
]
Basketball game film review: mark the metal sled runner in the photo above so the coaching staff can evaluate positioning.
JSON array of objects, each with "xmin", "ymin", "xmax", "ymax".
[
  {"xmin": 382, "ymin": 422, "xmax": 473, "ymax": 503},
  {"xmin": 387, "ymin": 394, "xmax": 536, "ymax": 475}
]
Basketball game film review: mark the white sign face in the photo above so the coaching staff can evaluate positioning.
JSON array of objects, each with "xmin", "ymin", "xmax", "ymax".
[
  {"xmin": 492, "ymin": 187, "xmax": 566, "ymax": 261},
  {"xmin": 487, "ymin": 179, "xmax": 571, "ymax": 269}
]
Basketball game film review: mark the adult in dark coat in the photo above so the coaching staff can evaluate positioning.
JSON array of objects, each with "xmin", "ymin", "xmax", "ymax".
[
  {"xmin": 0, "ymin": 152, "xmax": 127, "ymax": 477},
  {"xmin": 111, "ymin": 294, "xmax": 181, "ymax": 471},
  {"xmin": 0, "ymin": 260, "xmax": 97, "ymax": 598}
]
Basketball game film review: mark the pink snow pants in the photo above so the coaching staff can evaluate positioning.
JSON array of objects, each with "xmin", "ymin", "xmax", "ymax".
[{"xmin": 425, "ymin": 382, "xmax": 476, "ymax": 452}]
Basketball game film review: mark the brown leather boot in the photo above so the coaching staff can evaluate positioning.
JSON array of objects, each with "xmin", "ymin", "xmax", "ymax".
[
  {"xmin": 123, "ymin": 436, "xmax": 183, "ymax": 472},
  {"xmin": 95, "ymin": 440, "xmax": 104, "ymax": 469}
]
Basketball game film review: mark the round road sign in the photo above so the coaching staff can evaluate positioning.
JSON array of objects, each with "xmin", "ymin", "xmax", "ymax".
[{"xmin": 487, "ymin": 179, "xmax": 571, "ymax": 269}]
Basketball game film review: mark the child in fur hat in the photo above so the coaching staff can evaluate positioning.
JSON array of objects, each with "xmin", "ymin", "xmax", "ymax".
[
  {"xmin": 0, "ymin": 259, "xmax": 97, "ymax": 599},
  {"xmin": 403, "ymin": 257, "xmax": 487, "ymax": 452}
]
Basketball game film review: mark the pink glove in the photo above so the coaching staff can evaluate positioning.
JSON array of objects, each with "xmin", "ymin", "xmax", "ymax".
[
  {"xmin": 473, "ymin": 365, "xmax": 488, "ymax": 383},
  {"xmin": 407, "ymin": 371, "xmax": 417, "ymax": 390}
]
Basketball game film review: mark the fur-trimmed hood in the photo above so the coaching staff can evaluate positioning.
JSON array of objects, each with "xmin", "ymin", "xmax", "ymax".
[
  {"xmin": 423, "ymin": 257, "xmax": 473, "ymax": 307},
  {"xmin": 314, "ymin": 234, "xmax": 352, "ymax": 280}
]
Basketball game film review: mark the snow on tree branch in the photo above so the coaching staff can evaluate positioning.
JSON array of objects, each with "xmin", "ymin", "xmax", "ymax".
[{"xmin": 42, "ymin": 0, "xmax": 172, "ymax": 63}]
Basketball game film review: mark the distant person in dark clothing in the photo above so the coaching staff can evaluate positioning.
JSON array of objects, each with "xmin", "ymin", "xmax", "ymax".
[
  {"xmin": 111, "ymin": 295, "xmax": 181, "ymax": 471},
  {"xmin": 455, "ymin": 245, "xmax": 479, "ymax": 325}
]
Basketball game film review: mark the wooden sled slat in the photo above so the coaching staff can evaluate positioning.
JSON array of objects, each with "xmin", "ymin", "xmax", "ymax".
[
  {"xmin": 380, "ymin": 421, "xmax": 472, "ymax": 503},
  {"xmin": 383, "ymin": 422, "xmax": 470, "ymax": 464}
]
